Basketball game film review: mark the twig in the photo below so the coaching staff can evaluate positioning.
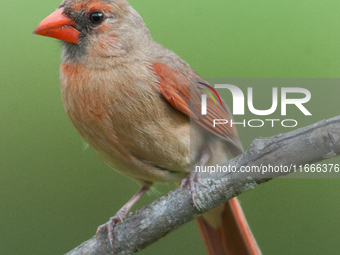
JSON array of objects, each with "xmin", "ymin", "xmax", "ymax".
[{"xmin": 65, "ymin": 115, "xmax": 340, "ymax": 255}]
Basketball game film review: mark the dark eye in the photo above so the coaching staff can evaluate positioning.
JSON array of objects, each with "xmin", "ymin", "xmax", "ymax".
[{"xmin": 89, "ymin": 12, "xmax": 105, "ymax": 24}]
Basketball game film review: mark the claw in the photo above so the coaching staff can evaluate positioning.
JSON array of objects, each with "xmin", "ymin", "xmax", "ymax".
[
  {"xmin": 181, "ymin": 149, "xmax": 210, "ymax": 210},
  {"xmin": 95, "ymin": 184, "xmax": 151, "ymax": 251},
  {"xmin": 181, "ymin": 171, "xmax": 204, "ymax": 210},
  {"xmin": 96, "ymin": 223, "xmax": 106, "ymax": 239},
  {"xmin": 117, "ymin": 214, "xmax": 124, "ymax": 224},
  {"xmin": 196, "ymin": 175, "xmax": 207, "ymax": 188}
]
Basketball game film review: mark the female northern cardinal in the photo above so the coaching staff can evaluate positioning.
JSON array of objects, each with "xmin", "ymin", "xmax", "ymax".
[{"xmin": 34, "ymin": 0, "xmax": 261, "ymax": 254}]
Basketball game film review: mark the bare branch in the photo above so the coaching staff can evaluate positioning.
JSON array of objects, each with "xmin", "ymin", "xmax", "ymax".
[{"xmin": 65, "ymin": 115, "xmax": 340, "ymax": 255}]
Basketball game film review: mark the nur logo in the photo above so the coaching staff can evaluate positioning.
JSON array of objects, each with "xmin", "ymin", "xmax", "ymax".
[{"xmin": 198, "ymin": 82, "xmax": 312, "ymax": 128}]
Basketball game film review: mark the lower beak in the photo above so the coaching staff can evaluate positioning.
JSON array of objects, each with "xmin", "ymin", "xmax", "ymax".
[{"xmin": 33, "ymin": 7, "xmax": 79, "ymax": 44}]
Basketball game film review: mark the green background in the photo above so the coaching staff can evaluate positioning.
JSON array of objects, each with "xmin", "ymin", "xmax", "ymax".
[{"xmin": 1, "ymin": 0, "xmax": 340, "ymax": 254}]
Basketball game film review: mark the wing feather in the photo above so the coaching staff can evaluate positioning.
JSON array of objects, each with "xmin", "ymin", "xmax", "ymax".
[{"xmin": 152, "ymin": 62, "xmax": 243, "ymax": 153}]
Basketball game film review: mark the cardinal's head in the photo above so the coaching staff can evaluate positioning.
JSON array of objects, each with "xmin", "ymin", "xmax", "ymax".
[{"xmin": 33, "ymin": 0, "xmax": 152, "ymax": 64}]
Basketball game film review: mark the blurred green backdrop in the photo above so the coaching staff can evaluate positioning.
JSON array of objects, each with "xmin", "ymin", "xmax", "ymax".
[{"xmin": 1, "ymin": 0, "xmax": 340, "ymax": 254}]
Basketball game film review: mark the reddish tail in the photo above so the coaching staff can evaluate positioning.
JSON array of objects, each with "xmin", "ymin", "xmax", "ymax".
[{"xmin": 196, "ymin": 197, "xmax": 261, "ymax": 255}]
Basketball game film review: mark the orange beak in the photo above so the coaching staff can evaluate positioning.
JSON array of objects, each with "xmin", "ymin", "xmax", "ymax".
[{"xmin": 33, "ymin": 7, "xmax": 79, "ymax": 44}]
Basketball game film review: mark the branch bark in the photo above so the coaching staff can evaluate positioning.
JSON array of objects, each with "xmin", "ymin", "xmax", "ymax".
[{"xmin": 65, "ymin": 115, "xmax": 340, "ymax": 255}]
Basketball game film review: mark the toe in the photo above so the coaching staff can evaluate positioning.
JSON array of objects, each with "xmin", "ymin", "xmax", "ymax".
[{"xmin": 96, "ymin": 223, "xmax": 108, "ymax": 238}]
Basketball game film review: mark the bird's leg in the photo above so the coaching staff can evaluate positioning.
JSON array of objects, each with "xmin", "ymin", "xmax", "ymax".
[
  {"xmin": 96, "ymin": 183, "xmax": 151, "ymax": 250},
  {"xmin": 181, "ymin": 149, "xmax": 210, "ymax": 210}
]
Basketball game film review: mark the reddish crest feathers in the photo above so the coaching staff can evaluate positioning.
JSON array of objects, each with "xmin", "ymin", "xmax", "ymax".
[{"xmin": 70, "ymin": 0, "xmax": 128, "ymax": 16}]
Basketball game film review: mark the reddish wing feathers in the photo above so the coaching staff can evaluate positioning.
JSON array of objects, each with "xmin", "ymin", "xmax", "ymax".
[
  {"xmin": 153, "ymin": 62, "xmax": 193, "ymax": 118},
  {"xmin": 158, "ymin": 84, "xmax": 194, "ymax": 119},
  {"xmin": 152, "ymin": 62, "xmax": 242, "ymax": 153}
]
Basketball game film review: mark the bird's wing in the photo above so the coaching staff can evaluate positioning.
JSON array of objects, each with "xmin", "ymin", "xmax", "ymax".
[{"xmin": 152, "ymin": 62, "xmax": 243, "ymax": 155}]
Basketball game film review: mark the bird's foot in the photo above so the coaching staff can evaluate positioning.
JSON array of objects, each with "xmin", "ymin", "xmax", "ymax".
[
  {"xmin": 95, "ymin": 184, "xmax": 151, "ymax": 251},
  {"xmin": 181, "ymin": 149, "xmax": 210, "ymax": 210},
  {"xmin": 181, "ymin": 171, "xmax": 206, "ymax": 210},
  {"xmin": 96, "ymin": 210, "xmax": 126, "ymax": 250}
]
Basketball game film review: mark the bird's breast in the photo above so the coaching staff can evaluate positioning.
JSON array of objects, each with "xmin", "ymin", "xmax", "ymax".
[{"xmin": 59, "ymin": 62, "xmax": 195, "ymax": 182}]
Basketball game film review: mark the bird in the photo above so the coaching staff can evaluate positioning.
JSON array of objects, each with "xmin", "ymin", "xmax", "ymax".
[{"xmin": 33, "ymin": 0, "xmax": 261, "ymax": 254}]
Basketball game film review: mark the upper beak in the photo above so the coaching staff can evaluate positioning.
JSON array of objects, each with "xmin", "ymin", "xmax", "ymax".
[{"xmin": 33, "ymin": 7, "xmax": 79, "ymax": 44}]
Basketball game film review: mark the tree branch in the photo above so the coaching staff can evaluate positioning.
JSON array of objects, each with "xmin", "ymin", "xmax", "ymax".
[{"xmin": 65, "ymin": 115, "xmax": 340, "ymax": 255}]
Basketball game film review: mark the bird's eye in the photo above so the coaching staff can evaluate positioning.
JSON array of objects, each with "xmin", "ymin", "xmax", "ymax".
[{"xmin": 89, "ymin": 12, "xmax": 105, "ymax": 25}]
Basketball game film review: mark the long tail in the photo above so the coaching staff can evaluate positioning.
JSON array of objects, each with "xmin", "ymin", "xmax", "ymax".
[{"xmin": 196, "ymin": 197, "xmax": 261, "ymax": 255}]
